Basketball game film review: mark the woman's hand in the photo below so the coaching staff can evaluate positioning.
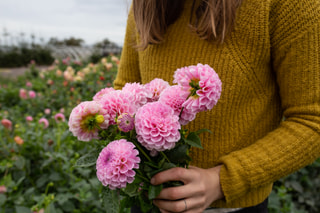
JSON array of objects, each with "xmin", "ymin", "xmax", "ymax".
[{"xmin": 151, "ymin": 165, "xmax": 224, "ymax": 213}]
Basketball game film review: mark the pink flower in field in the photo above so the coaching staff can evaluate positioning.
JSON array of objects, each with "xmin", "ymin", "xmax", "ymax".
[
  {"xmin": 1, "ymin": 119, "xmax": 12, "ymax": 130},
  {"xmin": 99, "ymin": 90, "xmax": 137, "ymax": 125},
  {"xmin": 117, "ymin": 113, "xmax": 135, "ymax": 132},
  {"xmin": 159, "ymin": 85, "xmax": 197, "ymax": 125},
  {"xmin": 44, "ymin": 108, "xmax": 51, "ymax": 115},
  {"xmin": 0, "ymin": 185, "xmax": 7, "ymax": 193},
  {"xmin": 144, "ymin": 78, "xmax": 170, "ymax": 102},
  {"xmin": 111, "ymin": 56, "xmax": 119, "ymax": 63},
  {"xmin": 62, "ymin": 58, "xmax": 70, "ymax": 65},
  {"xmin": 68, "ymin": 101, "xmax": 109, "ymax": 141},
  {"xmin": 39, "ymin": 118, "xmax": 49, "ymax": 129},
  {"xmin": 93, "ymin": 87, "xmax": 115, "ymax": 101},
  {"xmin": 105, "ymin": 63, "xmax": 113, "ymax": 70},
  {"xmin": 33, "ymin": 209, "xmax": 44, "ymax": 213},
  {"xmin": 173, "ymin": 63, "xmax": 222, "ymax": 113},
  {"xmin": 19, "ymin": 88, "xmax": 28, "ymax": 99},
  {"xmin": 26, "ymin": 116, "xmax": 33, "ymax": 122},
  {"xmin": 63, "ymin": 70, "xmax": 73, "ymax": 81},
  {"xmin": 54, "ymin": 113, "xmax": 66, "ymax": 122},
  {"xmin": 14, "ymin": 136, "xmax": 24, "ymax": 145},
  {"xmin": 96, "ymin": 139, "xmax": 140, "ymax": 189},
  {"xmin": 135, "ymin": 102, "xmax": 181, "ymax": 151},
  {"xmin": 122, "ymin": 82, "xmax": 152, "ymax": 107},
  {"xmin": 28, "ymin": 90, "xmax": 36, "ymax": 99},
  {"xmin": 56, "ymin": 69, "xmax": 63, "ymax": 77},
  {"xmin": 47, "ymin": 79, "xmax": 54, "ymax": 86},
  {"xmin": 26, "ymin": 81, "xmax": 32, "ymax": 87}
]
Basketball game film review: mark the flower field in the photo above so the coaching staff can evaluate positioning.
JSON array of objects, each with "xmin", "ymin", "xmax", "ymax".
[
  {"xmin": 0, "ymin": 56, "xmax": 119, "ymax": 213},
  {"xmin": 0, "ymin": 55, "xmax": 319, "ymax": 213}
]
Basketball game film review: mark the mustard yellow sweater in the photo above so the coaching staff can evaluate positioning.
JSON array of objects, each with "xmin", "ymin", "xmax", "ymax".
[{"xmin": 113, "ymin": 0, "xmax": 320, "ymax": 208}]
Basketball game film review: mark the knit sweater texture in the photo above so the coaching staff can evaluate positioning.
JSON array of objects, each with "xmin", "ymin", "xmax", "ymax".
[{"xmin": 113, "ymin": 0, "xmax": 320, "ymax": 208}]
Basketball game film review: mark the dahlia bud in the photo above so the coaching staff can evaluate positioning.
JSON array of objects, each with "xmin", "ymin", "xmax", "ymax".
[
  {"xmin": 95, "ymin": 115, "xmax": 105, "ymax": 124},
  {"xmin": 117, "ymin": 113, "xmax": 134, "ymax": 132}
]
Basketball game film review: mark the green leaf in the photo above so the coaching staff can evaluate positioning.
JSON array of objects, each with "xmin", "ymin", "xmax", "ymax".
[
  {"xmin": 148, "ymin": 184, "xmax": 163, "ymax": 200},
  {"xmin": 55, "ymin": 193, "xmax": 74, "ymax": 205},
  {"xmin": 195, "ymin": 128, "xmax": 212, "ymax": 135},
  {"xmin": 49, "ymin": 172, "xmax": 62, "ymax": 181},
  {"xmin": 14, "ymin": 156, "xmax": 26, "ymax": 170},
  {"xmin": 123, "ymin": 182, "xmax": 140, "ymax": 197},
  {"xmin": 162, "ymin": 162, "xmax": 177, "ymax": 170},
  {"xmin": 184, "ymin": 132, "xmax": 203, "ymax": 149},
  {"xmin": 74, "ymin": 150, "xmax": 99, "ymax": 168},
  {"xmin": 165, "ymin": 144, "xmax": 191, "ymax": 164},
  {"xmin": 15, "ymin": 206, "xmax": 32, "ymax": 213},
  {"xmin": 289, "ymin": 181, "xmax": 304, "ymax": 193},
  {"xmin": 138, "ymin": 194, "xmax": 153, "ymax": 213},
  {"xmin": 44, "ymin": 203, "xmax": 58, "ymax": 213},
  {"xmin": 36, "ymin": 174, "xmax": 49, "ymax": 188},
  {"xmin": 0, "ymin": 194, "xmax": 6, "ymax": 206},
  {"xmin": 102, "ymin": 187, "xmax": 120, "ymax": 213},
  {"xmin": 119, "ymin": 196, "xmax": 135, "ymax": 212},
  {"xmin": 61, "ymin": 200, "xmax": 75, "ymax": 212}
]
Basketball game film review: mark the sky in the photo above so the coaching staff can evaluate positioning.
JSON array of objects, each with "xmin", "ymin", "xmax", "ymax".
[{"xmin": 0, "ymin": 0, "xmax": 132, "ymax": 46}]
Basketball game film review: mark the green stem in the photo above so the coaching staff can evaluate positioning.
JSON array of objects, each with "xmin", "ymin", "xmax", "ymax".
[
  {"xmin": 160, "ymin": 151, "xmax": 171, "ymax": 164},
  {"xmin": 135, "ymin": 170, "xmax": 150, "ymax": 182},
  {"xmin": 132, "ymin": 140, "xmax": 152, "ymax": 162},
  {"xmin": 55, "ymin": 124, "xmax": 61, "ymax": 152}
]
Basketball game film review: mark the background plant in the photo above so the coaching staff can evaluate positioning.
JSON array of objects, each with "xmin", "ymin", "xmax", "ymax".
[{"xmin": 0, "ymin": 56, "xmax": 118, "ymax": 213}]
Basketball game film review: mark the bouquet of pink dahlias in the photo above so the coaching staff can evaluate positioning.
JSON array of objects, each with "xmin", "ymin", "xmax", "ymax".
[{"xmin": 68, "ymin": 63, "xmax": 222, "ymax": 213}]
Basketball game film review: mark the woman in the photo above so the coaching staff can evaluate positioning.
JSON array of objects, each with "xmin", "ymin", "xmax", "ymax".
[{"xmin": 113, "ymin": 0, "xmax": 320, "ymax": 212}]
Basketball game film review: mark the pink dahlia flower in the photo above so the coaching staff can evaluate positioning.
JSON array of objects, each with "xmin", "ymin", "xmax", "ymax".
[
  {"xmin": 26, "ymin": 116, "xmax": 33, "ymax": 122},
  {"xmin": 117, "ymin": 113, "xmax": 135, "ymax": 132},
  {"xmin": 122, "ymin": 82, "xmax": 152, "ymax": 107},
  {"xmin": 28, "ymin": 90, "xmax": 36, "ymax": 99},
  {"xmin": 93, "ymin": 87, "xmax": 115, "ymax": 101},
  {"xmin": 99, "ymin": 90, "xmax": 137, "ymax": 125},
  {"xmin": 96, "ymin": 139, "xmax": 140, "ymax": 189},
  {"xmin": 173, "ymin": 63, "xmax": 222, "ymax": 113},
  {"xmin": 26, "ymin": 81, "xmax": 32, "ymax": 87},
  {"xmin": 38, "ymin": 118, "xmax": 49, "ymax": 129},
  {"xmin": 54, "ymin": 113, "xmax": 66, "ymax": 122},
  {"xmin": 19, "ymin": 89, "xmax": 28, "ymax": 99},
  {"xmin": 68, "ymin": 101, "xmax": 109, "ymax": 142},
  {"xmin": 135, "ymin": 102, "xmax": 181, "ymax": 151},
  {"xmin": 144, "ymin": 78, "xmax": 170, "ymax": 102},
  {"xmin": 44, "ymin": 108, "xmax": 51, "ymax": 115},
  {"xmin": 0, "ymin": 185, "xmax": 7, "ymax": 194},
  {"xmin": 1, "ymin": 119, "xmax": 12, "ymax": 130},
  {"xmin": 159, "ymin": 85, "xmax": 196, "ymax": 125}
]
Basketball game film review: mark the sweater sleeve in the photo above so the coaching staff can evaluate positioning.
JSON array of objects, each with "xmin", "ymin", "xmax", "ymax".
[
  {"xmin": 218, "ymin": 0, "xmax": 320, "ymax": 204},
  {"xmin": 113, "ymin": 6, "xmax": 141, "ymax": 90}
]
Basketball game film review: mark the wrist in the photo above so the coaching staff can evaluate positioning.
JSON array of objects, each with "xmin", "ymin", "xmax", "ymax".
[{"xmin": 209, "ymin": 165, "xmax": 224, "ymax": 200}]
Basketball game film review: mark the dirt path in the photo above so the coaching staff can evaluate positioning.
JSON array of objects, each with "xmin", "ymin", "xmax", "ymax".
[{"xmin": 0, "ymin": 66, "xmax": 49, "ymax": 79}]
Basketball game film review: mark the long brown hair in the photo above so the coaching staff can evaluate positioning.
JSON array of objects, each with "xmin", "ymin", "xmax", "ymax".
[{"xmin": 133, "ymin": 0, "xmax": 243, "ymax": 50}]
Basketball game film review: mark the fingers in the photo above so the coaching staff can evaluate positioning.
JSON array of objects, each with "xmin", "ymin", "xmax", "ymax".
[
  {"xmin": 155, "ymin": 181, "xmax": 196, "ymax": 200},
  {"xmin": 154, "ymin": 197, "xmax": 205, "ymax": 213},
  {"xmin": 154, "ymin": 199, "xmax": 187, "ymax": 213},
  {"xmin": 151, "ymin": 167, "xmax": 206, "ymax": 200},
  {"xmin": 150, "ymin": 166, "xmax": 223, "ymax": 212},
  {"xmin": 151, "ymin": 167, "xmax": 196, "ymax": 186}
]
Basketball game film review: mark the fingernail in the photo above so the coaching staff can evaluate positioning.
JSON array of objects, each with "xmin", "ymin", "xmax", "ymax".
[{"xmin": 150, "ymin": 178, "xmax": 155, "ymax": 185}]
